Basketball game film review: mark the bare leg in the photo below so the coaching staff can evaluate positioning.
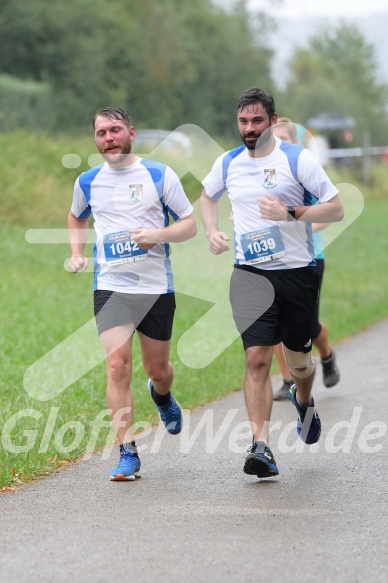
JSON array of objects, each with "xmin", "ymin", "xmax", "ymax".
[
  {"xmin": 137, "ymin": 332, "xmax": 173, "ymax": 395},
  {"xmin": 290, "ymin": 369, "xmax": 315, "ymax": 405},
  {"xmin": 100, "ymin": 324, "xmax": 135, "ymax": 444},
  {"xmin": 243, "ymin": 346, "xmax": 274, "ymax": 443}
]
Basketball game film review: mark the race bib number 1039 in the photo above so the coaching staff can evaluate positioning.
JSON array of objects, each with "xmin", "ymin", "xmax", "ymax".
[{"xmin": 240, "ymin": 225, "xmax": 286, "ymax": 264}]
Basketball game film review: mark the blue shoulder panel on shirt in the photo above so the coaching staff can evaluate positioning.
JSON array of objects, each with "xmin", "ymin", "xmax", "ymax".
[
  {"xmin": 140, "ymin": 159, "xmax": 166, "ymax": 203},
  {"xmin": 77, "ymin": 164, "xmax": 104, "ymax": 219},
  {"xmin": 78, "ymin": 164, "xmax": 104, "ymax": 205},
  {"xmin": 210, "ymin": 145, "xmax": 245, "ymax": 200},
  {"xmin": 222, "ymin": 145, "xmax": 246, "ymax": 187}
]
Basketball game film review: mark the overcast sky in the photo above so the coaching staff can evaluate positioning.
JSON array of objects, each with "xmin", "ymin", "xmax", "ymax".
[{"xmin": 248, "ymin": 0, "xmax": 388, "ymax": 19}]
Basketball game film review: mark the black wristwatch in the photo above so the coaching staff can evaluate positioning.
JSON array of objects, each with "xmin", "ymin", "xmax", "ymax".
[{"xmin": 287, "ymin": 206, "xmax": 296, "ymax": 221}]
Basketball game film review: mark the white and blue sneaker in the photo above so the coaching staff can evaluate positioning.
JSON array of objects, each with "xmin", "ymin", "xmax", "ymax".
[
  {"xmin": 148, "ymin": 379, "xmax": 183, "ymax": 435},
  {"xmin": 110, "ymin": 443, "xmax": 141, "ymax": 481}
]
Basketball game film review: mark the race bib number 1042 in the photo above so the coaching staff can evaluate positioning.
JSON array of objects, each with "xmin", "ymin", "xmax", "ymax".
[{"xmin": 103, "ymin": 230, "xmax": 148, "ymax": 266}]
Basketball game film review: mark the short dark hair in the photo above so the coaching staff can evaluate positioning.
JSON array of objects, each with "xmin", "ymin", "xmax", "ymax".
[
  {"xmin": 237, "ymin": 88, "xmax": 276, "ymax": 120},
  {"xmin": 93, "ymin": 107, "xmax": 132, "ymax": 130}
]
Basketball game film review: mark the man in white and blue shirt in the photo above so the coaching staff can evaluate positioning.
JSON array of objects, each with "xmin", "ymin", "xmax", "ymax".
[
  {"xmin": 68, "ymin": 107, "xmax": 196, "ymax": 481},
  {"xmin": 200, "ymin": 87, "xmax": 344, "ymax": 479}
]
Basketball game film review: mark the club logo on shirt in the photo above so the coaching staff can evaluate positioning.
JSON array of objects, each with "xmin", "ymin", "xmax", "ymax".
[
  {"xmin": 128, "ymin": 184, "xmax": 143, "ymax": 202},
  {"xmin": 263, "ymin": 169, "xmax": 276, "ymax": 188}
]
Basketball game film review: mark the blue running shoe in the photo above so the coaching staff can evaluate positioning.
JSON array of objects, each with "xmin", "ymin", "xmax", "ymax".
[
  {"xmin": 243, "ymin": 441, "xmax": 279, "ymax": 478},
  {"xmin": 148, "ymin": 379, "xmax": 183, "ymax": 435},
  {"xmin": 289, "ymin": 384, "xmax": 321, "ymax": 444},
  {"xmin": 110, "ymin": 443, "xmax": 141, "ymax": 481}
]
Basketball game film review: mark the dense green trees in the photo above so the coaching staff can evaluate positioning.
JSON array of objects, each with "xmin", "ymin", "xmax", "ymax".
[
  {"xmin": 0, "ymin": 1, "xmax": 387, "ymax": 143},
  {"xmin": 276, "ymin": 23, "xmax": 388, "ymax": 145},
  {"xmin": 0, "ymin": 0, "xmax": 274, "ymax": 135}
]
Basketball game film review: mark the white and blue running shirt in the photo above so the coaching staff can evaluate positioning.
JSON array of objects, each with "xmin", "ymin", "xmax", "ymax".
[
  {"xmin": 71, "ymin": 158, "xmax": 193, "ymax": 293},
  {"xmin": 202, "ymin": 137, "xmax": 339, "ymax": 270}
]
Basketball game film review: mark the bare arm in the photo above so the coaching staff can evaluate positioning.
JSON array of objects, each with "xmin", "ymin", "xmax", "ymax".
[
  {"xmin": 67, "ymin": 211, "xmax": 89, "ymax": 272},
  {"xmin": 258, "ymin": 193, "xmax": 344, "ymax": 223},
  {"xmin": 130, "ymin": 212, "xmax": 197, "ymax": 248},
  {"xmin": 199, "ymin": 189, "xmax": 230, "ymax": 255},
  {"xmin": 312, "ymin": 222, "xmax": 329, "ymax": 233}
]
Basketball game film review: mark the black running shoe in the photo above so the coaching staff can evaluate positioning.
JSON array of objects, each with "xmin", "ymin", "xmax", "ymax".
[
  {"xmin": 243, "ymin": 441, "xmax": 279, "ymax": 478},
  {"xmin": 321, "ymin": 350, "xmax": 340, "ymax": 388},
  {"xmin": 273, "ymin": 378, "xmax": 293, "ymax": 401}
]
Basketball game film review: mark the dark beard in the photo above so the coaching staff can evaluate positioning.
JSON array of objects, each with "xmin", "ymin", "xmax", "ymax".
[
  {"xmin": 240, "ymin": 133, "xmax": 259, "ymax": 150},
  {"xmin": 240, "ymin": 126, "xmax": 273, "ymax": 152}
]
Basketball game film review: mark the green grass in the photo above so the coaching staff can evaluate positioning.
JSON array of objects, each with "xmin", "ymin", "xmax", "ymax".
[{"xmin": 0, "ymin": 131, "xmax": 387, "ymax": 489}]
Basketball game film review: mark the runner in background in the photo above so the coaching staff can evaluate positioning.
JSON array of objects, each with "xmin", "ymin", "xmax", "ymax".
[{"xmin": 272, "ymin": 118, "xmax": 340, "ymax": 400}]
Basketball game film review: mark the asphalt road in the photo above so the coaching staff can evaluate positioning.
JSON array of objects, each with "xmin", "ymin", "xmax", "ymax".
[{"xmin": 1, "ymin": 320, "xmax": 387, "ymax": 583}]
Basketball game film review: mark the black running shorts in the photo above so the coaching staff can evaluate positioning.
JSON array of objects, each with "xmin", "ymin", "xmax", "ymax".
[
  {"xmin": 230, "ymin": 265, "xmax": 319, "ymax": 352},
  {"xmin": 94, "ymin": 290, "xmax": 176, "ymax": 340}
]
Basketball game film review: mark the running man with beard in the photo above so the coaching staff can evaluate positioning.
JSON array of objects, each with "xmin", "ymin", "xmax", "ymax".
[
  {"xmin": 68, "ymin": 107, "xmax": 196, "ymax": 481},
  {"xmin": 200, "ymin": 88, "xmax": 344, "ymax": 478}
]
